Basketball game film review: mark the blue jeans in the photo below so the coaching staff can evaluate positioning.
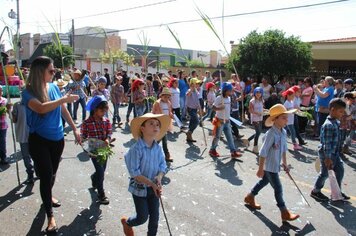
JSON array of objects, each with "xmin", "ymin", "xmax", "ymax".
[
  {"xmin": 188, "ymin": 108, "xmax": 199, "ymax": 133},
  {"xmin": 91, "ymin": 157, "xmax": 107, "ymax": 196},
  {"xmin": 248, "ymin": 121, "xmax": 262, "ymax": 146},
  {"xmin": 135, "ymin": 104, "xmax": 146, "ymax": 117},
  {"xmin": 211, "ymin": 121, "xmax": 236, "ymax": 152},
  {"xmin": 180, "ymin": 96, "xmax": 187, "ymax": 119},
  {"xmin": 201, "ymin": 106, "xmax": 213, "ymax": 121},
  {"xmin": 251, "ymin": 171, "xmax": 286, "ymax": 210},
  {"xmin": 317, "ymin": 112, "xmax": 328, "ymax": 136},
  {"xmin": 0, "ymin": 129, "xmax": 6, "ymax": 161},
  {"xmin": 314, "ymin": 150, "xmax": 344, "ymax": 192},
  {"xmin": 73, "ymin": 97, "xmax": 87, "ymax": 121},
  {"xmin": 287, "ymin": 124, "xmax": 297, "ymax": 144},
  {"xmin": 112, "ymin": 103, "xmax": 121, "ymax": 124},
  {"xmin": 126, "ymin": 102, "xmax": 137, "ymax": 120},
  {"xmin": 20, "ymin": 142, "xmax": 35, "ymax": 177},
  {"xmin": 127, "ymin": 188, "xmax": 160, "ymax": 236}
]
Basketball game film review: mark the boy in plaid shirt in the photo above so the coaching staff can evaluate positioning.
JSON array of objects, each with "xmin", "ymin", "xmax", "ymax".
[
  {"xmin": 310, "ymin": 98, "xmax": 350, "ymax": 201},
  {"xmin": 81, "ymin": 95, "xmax": 112, "ymax": 204},
  {"xmin": 110, "ymin": 75, "xmax": 125, "ymax": 127}
]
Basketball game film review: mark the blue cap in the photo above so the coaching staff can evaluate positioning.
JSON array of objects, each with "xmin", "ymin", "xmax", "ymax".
[
  {"xmin": 344, "ymin": 78, "xmax": 354, "ymax": 85},
  {"xmin": 98, "ymin": 76, "xmax": 107, "ymax": 84},
  {"xmin": 253, "ymin": 87, "xmax": 264, "ymax": 96},
  {"xmin": 221, "ymin": 82, "xmax": 233, "ymax": 91},
  {"xmin": 86, "ymin": 95, "xmax": 107, "ymax": 112}
]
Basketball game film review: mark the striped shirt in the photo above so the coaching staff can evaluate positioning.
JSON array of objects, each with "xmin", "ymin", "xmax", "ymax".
[
  {"xmin": 319, "ymin": 116, "xmax": 342, "ymax": 159},
  {"xmin": 80, "ymin": 116, "xmax": 112, "ymax": 141},
  {"xmin": 259, "ymin": 125, "xmax": 287, "ymax": 173},
  {"xmin": 145, "ymin": 83, "xmax": 155, "ymax": 97},
  {"xmin": 124, "ymin": 138, "xmax": 167, "ymax": 197}
]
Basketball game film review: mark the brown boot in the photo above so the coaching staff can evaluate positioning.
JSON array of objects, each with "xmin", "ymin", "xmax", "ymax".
[
  {"xmin": 165, "ymin": 152, "xmax": 173, "ymax": 162},
  {"xmin": 281, "ymin": 209, "xmax": 300, "ymax": 222},
  {"xmin": 244, "ymin": 193, "xmax": 261, "ymax": 210},
  {"xmin": 121, "ymin": 217, "xmax": 134, "ymax": 236},
  {"xmin": 186, "ymin": 131, "xmax": 196, "ymax": 142}
]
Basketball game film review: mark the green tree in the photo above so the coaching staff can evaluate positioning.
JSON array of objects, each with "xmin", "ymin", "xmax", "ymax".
[
  {"xmin": 227, "ymin": 29, "xmax": 312, "ymax": 84},
  {"xmin": 188, "ymin": 59, "xmax": 206, "ymax": 68},
  {"xmin": 43, "ymin": 43, "xmax": 74, "ymax": 68},
  {"xmin": 100, "ymin": 49, "xmax": 134, "ymax": 71}
]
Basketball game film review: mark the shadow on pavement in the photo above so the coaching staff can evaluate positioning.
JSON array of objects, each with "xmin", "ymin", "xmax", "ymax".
[
  {"xmin": 246, "ymin": 207, "xmax": 315, "ymax": 236},
  {"xmin": 0, "ymin": 181, "xmax": 34, "ymax": 213},
  {"xmin": 123, "ymin": 139, "xmax": 136, "ymax": 148},
  {"xmin": 26, "ymin": 205, "xmax": 46, "ymax": 236},
  {"xmin": 185, "ymin": 143, "xmax": 204, "ymax": 161},
  {"xmin": 213, "ymin": 158, "xmax": 243, "ymax": 186},
  {"xmin": 58, "ymin": 188, "xmax": 102, "ymax": 235},
  {"xmin": 77, "ymin": 151, "xmax": 90, "ymax": 162},
  {"xmin": 320, "ymin": 200, "xmax": 356, "ymax": 235}
]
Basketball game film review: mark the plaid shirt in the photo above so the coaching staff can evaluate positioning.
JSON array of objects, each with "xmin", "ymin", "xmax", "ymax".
[
  {"xmin": 67, "ymin": 80, "xmax": 86, "ymax": 99},
  {"xmin": 93, "ymin": 89, "xmax": 110, "ymax": 100},
  {"xmin": 110, "ymin": 84, "xmax": 124, "ymax": 104},
  {"xmin": 145, "ymin": 83, "xmax": 155, "ymax": 97},
  {"xmin": 133, "ymin": 90, "xmax": 146, "ymax": 105},
  {"xmin": 0, "ymin": 97, "xmax": 8, "ymax": 130},
  {"xmin": 81, "ymin": 116, "xmax": 112, "ymax": 141},
  {"xmin": 319, "ymin": 116, "xmax": 342, "ymax": 158}
]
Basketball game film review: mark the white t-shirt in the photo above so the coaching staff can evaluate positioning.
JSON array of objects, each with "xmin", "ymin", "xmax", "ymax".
[
  {"xmin": 260, "ymin": 83, "xmax": 272, "ymax": 100},
  {"xmin": 214, "ymin": 95, "xmax": 231, "ymax": 120},
  {"xmin": 250, "ymin": 98, "xmax": 263, "ymax": 123},
  {"xmin": 206, "ymin": 91, "xmax": 216, "ymax": 107},
  {"xmin": 284, "ymin": 100, "xmax": 295, "ymax": 125},
  {"xmin": 170, "ymin": 87, "xmax": 180, "ymax": 109},
  {"xmin": 293, "ymin": 97, "xmax": 301, "ymax": 109}
]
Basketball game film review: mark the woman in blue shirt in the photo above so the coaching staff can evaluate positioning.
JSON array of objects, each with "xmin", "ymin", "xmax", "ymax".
[
  {"xmin": 22, "ymin": 56, "xmax": 80, "ymax": 233},
  {"xmin": 313, "ymin": 76, "xmax": 335, "ymax": 136}
]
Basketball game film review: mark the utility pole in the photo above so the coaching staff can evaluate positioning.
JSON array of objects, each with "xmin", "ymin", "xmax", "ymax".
[
  {"xmin": 71, "ymin": 19, "xmax": 75, "ymax": 52},
  {"xmin": 16, "ymin": 0, "xmax": 21, "ymax": 67}
]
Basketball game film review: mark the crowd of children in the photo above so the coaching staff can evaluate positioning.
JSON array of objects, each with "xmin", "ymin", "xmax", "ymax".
[{"xmin": 1, "ymin": 62, "xmax": 355, "ymax": 235}]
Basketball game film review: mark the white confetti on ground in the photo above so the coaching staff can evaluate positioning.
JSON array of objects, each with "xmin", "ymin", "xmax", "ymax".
[{"xmin": 192, "ymin": 200, "xmax": 198, "ymax": 205}]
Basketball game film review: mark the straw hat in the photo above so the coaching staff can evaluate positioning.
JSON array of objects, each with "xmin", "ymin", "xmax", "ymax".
[
  {"xmin": 53, "ymin": 79, "xmax": 68, "ymax": 88},
  {"xmin": 265, "ymin": 104, "xmax": 296, "ymax": 127},
  {"xmin": 189, "ymin": 78, "xmax": 201, "ymax": 84},
  {"xmin": 130, "ymin": 113, "xmax": 171, "ymax": 140},
  {"xmin": 160, "ymin": 87, "xmax": 171, "ymax": 97}
]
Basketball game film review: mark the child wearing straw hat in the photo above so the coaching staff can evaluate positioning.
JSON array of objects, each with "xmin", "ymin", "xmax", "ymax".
[
  {"xmin": 152, "ymin": 87, "xmax": 174, "ymax": 162},
  {"xmin": 121, "ymin": 113, "xmax": 170, "ymax": 236},
  {"xmin": 244, "ymin": 104, "xmax": 300, "ymax": 222}
]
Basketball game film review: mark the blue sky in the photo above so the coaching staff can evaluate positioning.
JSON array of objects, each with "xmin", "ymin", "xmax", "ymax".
[{"xmin": 1, "ymin": 0, "xmax": 356, "ymax": 52}]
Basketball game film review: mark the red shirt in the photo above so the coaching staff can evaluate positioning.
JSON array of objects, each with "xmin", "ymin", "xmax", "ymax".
[{"xmin": 81, "ymin": 116, "xmax": 112, "ymax": 141}]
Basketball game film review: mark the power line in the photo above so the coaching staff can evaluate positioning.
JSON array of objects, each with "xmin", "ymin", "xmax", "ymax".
[
  {"xmin": 74, "ymin": 0, "xmax": 350, "ymax": 36},
  {"xmin": 21, "ymin": 0, "xmax": 177, "ymax": 24}
]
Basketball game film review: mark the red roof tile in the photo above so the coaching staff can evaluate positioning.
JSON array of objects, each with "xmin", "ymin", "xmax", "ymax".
[{"xmin": 311, "ymin": 37, "xmax": 356, "ymax": 43}]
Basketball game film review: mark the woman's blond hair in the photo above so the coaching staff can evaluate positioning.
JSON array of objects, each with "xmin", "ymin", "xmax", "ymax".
[{"xmin": 26, "ymin": 56, "xmax": 53, "ymax": 103}]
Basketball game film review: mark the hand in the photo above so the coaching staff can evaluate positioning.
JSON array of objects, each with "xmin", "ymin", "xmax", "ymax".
[
  {"xmin": 282, "ymin": 163, "xmax": 289, "ymax": 173},
  {"xmin": 63, "ymin": 93, "xmax": 79, "ymax": 103},
  {"xmin": 73, "ymin": 130, "xmax": 81, "ymax": 145},
  {"xmin": 324, "ymin": 158, "xmax": 333, "ymax": 170},
  {"xmin": 152, "ymin": 182, "xmax": 162, "ymax": 197},
  {"xmin": 256, "ymin": 168, "xmax": 264, "ymax": 178}
]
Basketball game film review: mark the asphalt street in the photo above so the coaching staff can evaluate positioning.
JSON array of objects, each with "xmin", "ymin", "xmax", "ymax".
[{"xmin": 0, "ymin": 100, "xmax": 355, "ymax": 236}]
